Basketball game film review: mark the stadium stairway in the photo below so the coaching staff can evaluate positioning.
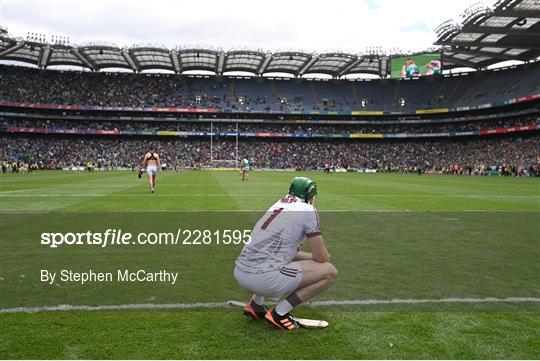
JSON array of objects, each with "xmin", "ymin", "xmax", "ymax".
[
  {"xmin": 351, "ymin": 81, "xmax": 359, "ymax": 104},
  {"xmin": 185, "ymin": 78, "xmax": 195, "ymax": 105},
  {"xmin": 270, "ymin": 80, "xmax": 278, "ymax": 103},
  {"xmin": 310, "ymin": 81, "xmax": 321, "ymax": 108},
  {"xmin": 391, "ymin": 80, "xmax": 401, "ymax": 109},
  {"xmin": 429, "ymin": 75, "xmax": 452, "ymax": 108},
  {"xmin": 446, "ymin": 77, "xmax": 466, "ymax": 106},
  {"xmin": 229, "ymin": 79, "xmax": 236, "ymax": 102}
]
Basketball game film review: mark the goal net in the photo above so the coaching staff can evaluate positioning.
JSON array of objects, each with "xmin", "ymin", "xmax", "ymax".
[{"xmin": 209, "ymin": 159, "xmax": 238, "ymax": 169}]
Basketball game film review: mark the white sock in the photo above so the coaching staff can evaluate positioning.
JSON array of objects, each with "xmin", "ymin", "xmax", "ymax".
[
  {"xmin": 275, "ymin": 299, "xmax": 293, "ymax": 315},
  {"xmin": 251, "ymin": 295, "xmax": 264, "ymax": 305}
]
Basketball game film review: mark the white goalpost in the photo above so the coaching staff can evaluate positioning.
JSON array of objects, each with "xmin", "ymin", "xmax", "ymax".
[{"xmin": 209, "ymin": 122, "xmax": 239, "ymax": 169}]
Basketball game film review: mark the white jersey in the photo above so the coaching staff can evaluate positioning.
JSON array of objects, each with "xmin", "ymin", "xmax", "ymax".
[{"xmin": 235, "ymin": 195, "xmax": 321, "ymax": 273}]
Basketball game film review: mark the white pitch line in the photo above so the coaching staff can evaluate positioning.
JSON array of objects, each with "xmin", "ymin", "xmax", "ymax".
[
  {"xmin": 309, "ymin": 297, "xmax": 540, "ymax": 306},
  {"xmin": 1, "ymin": 297, "xmax": 538, "ymax": 314},
  {"xmin": 0, "ymin": 209, "xmax": 538, "ymax": 214},
  {"xmin": 0, "ymin": 302, "xmax": 227, "ymax": 313},
  {"xmin": 0, "ymin": 194, "xmax": 537, "ymax": 198}
]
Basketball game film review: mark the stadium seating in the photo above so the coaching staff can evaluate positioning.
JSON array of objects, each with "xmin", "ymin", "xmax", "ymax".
[
  {"xmin": 1, "ymin": 62, "xmax": 539, "ymax": 112},
  {"xmin": 1, "ymin": 62, "xmax": 539, "ymax": 174},
  {"xmin": 2, "ymin": 134, "xmax": 539, "ymax": 175}
]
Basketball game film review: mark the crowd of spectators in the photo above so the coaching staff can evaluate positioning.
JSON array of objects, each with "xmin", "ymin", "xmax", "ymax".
[
  {"xmin": 0, "ymin": 66, "xmax": 184, "ymax": 108},
  {"xmin": 1, "ymin": 63, "xmax": 539, "ymax": 113},
  {"xmin": 2, "ymin": 135, "xmax": 539, "ymax": 176},
  {"xmin": 2, "ymin": 114, "xmax": 538, "ymax": 135},
  {"xmin": 2, "ymin": 64, "xmax": 538, "ymax": 176},
  {"xmin": 0, "ymin": 66, "xmax": 283, "ymax": 111}
]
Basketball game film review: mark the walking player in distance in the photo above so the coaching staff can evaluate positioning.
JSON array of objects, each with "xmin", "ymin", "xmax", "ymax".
[
  {"xmin": 240, "ymin": 157, "xmax": 250, "ymax": 181},
  {"xmin": 142, "ymin": 145, "xmax": 161, "ymax": 193},
  {"xmin": 234, "ymin": 177, "xmax": 338, "ymax": 330}
]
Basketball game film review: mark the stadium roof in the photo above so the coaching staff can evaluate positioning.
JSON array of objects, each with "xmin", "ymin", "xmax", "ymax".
[
  {"xmin": 0, "ymin": 30, "xmax": 385, "ymax": 77},
  {"xmin": 0, "ymin": 25, "xmax": 391, "ymax": 78},
  {"xmin": 435, "ymin": 0, "xmax": 540, "ymax": 69},
  {"xmin": 1, "ymin": 0, "xmax": 539, "ymax": 77}
]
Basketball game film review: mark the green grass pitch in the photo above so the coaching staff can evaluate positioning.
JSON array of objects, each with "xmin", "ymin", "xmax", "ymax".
[{"xmin": 1, "ymin": 170, "xmax": 539, "ymax": 359}]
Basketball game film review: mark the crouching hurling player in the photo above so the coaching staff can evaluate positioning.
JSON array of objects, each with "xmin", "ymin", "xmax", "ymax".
[{"xmin": 234, "ymin": 177, "xmax": 338, "ymax": 330}]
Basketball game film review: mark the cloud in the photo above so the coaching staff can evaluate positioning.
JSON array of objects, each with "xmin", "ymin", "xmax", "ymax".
[
  {"xmin": 1, "ymin": 0, "xmax": 479, "ymax": 53},
  {"xmin": 367, "ymin": 0, "xmax": 382, "ymax": 10},
  {"xmin": 400, "ymin": 22, "xmax": 432, "ymax": 33}
]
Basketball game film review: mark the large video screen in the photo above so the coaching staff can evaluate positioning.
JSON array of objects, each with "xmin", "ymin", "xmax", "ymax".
[{"xmin": 391, "ymin": 53, "xmax": 442, "ymax": 79}]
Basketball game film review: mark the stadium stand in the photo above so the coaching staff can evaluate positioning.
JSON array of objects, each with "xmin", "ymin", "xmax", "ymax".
[
  {"xmin": 0, "ymin": 63, "xmax": 539, "ymax": 112},
  {"xmin": 1, "ymin": 113, "xmax": 539, "ymax": 134},
  {"xmin": 1, "ymin": 0, "xmax": 539, "ymax": 175},
  {"xmin": 0, "ymin": 62, "xmax": 538, "ymax": 173},
  {"xmin": 2, "ymin": 134, "xmax": 539, "ymax": 176}
]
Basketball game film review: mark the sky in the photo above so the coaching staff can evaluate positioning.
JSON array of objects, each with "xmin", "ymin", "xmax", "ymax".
[{"xmin": 0, "ymin": 0, "xmax": 491, "ymax": 54}]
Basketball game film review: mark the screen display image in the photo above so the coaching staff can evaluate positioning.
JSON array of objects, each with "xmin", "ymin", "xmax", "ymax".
[{"xmin": 391, "ymin": 53, "xmax": 442, "ymax": 78}]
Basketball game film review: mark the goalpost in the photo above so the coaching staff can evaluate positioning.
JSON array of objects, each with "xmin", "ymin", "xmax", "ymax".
[{"xmin": 209, "ymin": 122, "xmax": 239, "ymax": 169}]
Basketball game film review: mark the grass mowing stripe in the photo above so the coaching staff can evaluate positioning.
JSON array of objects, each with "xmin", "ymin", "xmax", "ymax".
[{"xmin": 2, "ymin": 297, "xmax": 539, "ymax": 313}]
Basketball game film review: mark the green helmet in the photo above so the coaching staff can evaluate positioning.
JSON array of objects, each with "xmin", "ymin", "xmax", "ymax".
[{"xmin": 289, "ymin": 177, "xmax": 317, "ymax": 202}]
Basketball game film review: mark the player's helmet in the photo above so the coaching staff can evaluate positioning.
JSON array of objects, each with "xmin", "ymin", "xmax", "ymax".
[{"xmin": 289, "ymin": 177, "xmax": 317, "ymax": 202}]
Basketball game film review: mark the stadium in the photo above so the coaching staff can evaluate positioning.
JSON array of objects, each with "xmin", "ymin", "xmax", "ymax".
[{"xmin": 0, "ymin": 0, "xmax": 539, "ymax": 359}]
